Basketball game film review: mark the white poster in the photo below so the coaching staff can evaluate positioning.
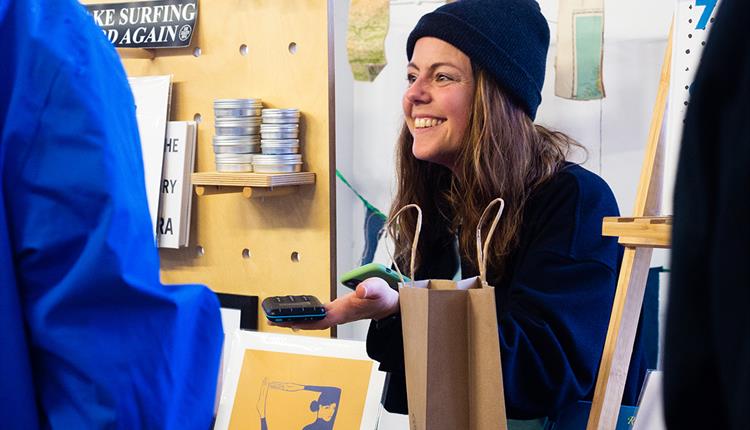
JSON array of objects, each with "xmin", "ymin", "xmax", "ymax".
[
  {"xmin": 127, "ymin": 75, "xmax": 172, "ymax": 240},
  {"xmin": 157, "ymin": 121, "xmax": 196, "ymax": 248}
]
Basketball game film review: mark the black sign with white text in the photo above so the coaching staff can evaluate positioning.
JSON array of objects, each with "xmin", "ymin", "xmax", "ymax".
[{"xmin": 86, "ymin": 0, "xmax": 198, "ymax": 48}]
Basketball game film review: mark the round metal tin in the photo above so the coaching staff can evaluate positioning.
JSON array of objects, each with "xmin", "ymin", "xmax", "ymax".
[
  {"xmin": 260, "ymin": 138, "xmax": 300, "ymax": 145},
  {"xmin": 213, "ymin": 135, "xmax": 260, "ymax": 145},
  {"xmin": 252, "ymin": 163, "xmax": 302, "ymax": 173},
  {"xmin": 260, "ymin": 124, "xmax": 299, "ymax": 139},
  {"xmin": 260, "ymin": 123, "xmax": 298, "ymax": 131},
  {"xmin": 262, "ymin": 108, "xmax": 299, "ymax": 115},
  {"xmin": 253, "ymin": 154, "xmax": 302, "ymax": 163},
  {"xmin": 260, "ymin": 131, "xmax": 298, "ymax": 139},
  {"xmin": 214, "ymin": 144, "xmax": 261, "ymax": 154},
  {"xmin": 216, "ymin": 162, "xmax": 253, "ymax": 172},
  {"xmin": 261, "ymin": 143, "xmax": 300, "ymax": 154},
  {"xmin": 261, "ymin": 108, "xmax": 301, "ymax": 124},
  {"xmin": 215, "ymin": 153, "xmax": 255, "ymax": 163},
  {"xmin": 214, "ymin": 98, "xmax": 263, "ymax": 109},
  {"xmin": 215, "ymin": 126, "xmax": 260, "ymax": 137},
  {"xmin": 214, "ymin": 107, "xmax": 262, "ymax": 118},
  {"xmin": 216, "ymin": 117, "xmax": 262, "ymax": 126}
]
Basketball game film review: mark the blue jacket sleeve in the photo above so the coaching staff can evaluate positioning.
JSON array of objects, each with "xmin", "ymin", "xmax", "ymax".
[
  {"xmin": 1, "ymin": 1, "xmax": 223, "ymax": 428},
  {"xmin": 496, "ymin": 169, "xmax": 645, "ymax": 418}
]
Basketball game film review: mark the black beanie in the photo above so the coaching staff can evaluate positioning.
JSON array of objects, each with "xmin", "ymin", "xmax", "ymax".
[{"xmin": 407, "ymin": 0, "xmax": 549, "ymax": 120}]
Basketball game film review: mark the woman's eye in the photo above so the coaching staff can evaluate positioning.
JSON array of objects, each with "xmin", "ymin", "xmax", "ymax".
[
  {"xmin": 406, "ymin": 74, "xmax": 417, "ymax": 84},
  {"xmin": 436, "ymin": 73, "xmax": 453, "ymax": 82}
]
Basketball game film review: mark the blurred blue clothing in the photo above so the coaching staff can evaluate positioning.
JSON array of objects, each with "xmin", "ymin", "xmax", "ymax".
[{"xmin": 0, "ymin": 0, "xmax": 222, "ymax": 428}]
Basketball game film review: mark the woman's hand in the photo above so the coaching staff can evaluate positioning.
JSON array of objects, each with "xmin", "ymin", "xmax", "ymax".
[{"xmin": 270, "ymin": 277, "xmax": 399, "ymax": 330}]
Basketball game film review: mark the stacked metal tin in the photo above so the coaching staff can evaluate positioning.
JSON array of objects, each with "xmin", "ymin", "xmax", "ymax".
[
  {"xmin": 213, "ymin": 99, "xmax": 263, "ymax": 172},
  {"xmin": 257, "ymin": 108, "xmax": 302, "ymax": 173}
]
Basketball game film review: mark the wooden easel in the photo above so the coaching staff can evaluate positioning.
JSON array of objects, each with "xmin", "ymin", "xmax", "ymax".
[{"xmin": 586, "ymin": 26, "xmax": 674, "ymax": 430}]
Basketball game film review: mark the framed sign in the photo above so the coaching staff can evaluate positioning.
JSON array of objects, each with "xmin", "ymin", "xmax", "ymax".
[
  {"xmin": 85, "ymin": 0, "xmax": 198, "ymax": 48},
  {"xmin": 215, "ymin": 331, "xmax": 386, "ymax": 430}
]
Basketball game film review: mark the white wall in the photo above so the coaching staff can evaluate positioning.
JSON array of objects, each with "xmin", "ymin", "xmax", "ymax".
[{"xmin": 333, "ymin": 1, "xmax": 675, "ymax": 425}]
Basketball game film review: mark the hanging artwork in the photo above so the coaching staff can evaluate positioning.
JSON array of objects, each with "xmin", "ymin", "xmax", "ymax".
[
  {"xmin": 347, "ymin": 0, "xmax": 389, "ymax": 82},
  {"xmin": 555, "ymin": 0, "xmax": 605, "ymax": 100},
  {"xmin": 215, "ymin": 331, "xmax": 386, "ymax": 430}
]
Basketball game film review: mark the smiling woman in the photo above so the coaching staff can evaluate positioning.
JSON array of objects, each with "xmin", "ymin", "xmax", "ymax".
[{"xmin": 285, "ymin": 0, "xmax": 648, "ymax": 424}]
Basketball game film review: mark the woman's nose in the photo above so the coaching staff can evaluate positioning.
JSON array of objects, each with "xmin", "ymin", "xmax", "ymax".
[{"xmin": 405, "ymin": 77, "xmax": 430, "ymax": 105}]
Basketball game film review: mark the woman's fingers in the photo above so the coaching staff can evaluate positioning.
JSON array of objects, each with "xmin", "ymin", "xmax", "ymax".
[
  {"xmin": 357, "ymin": 278, "xmax": 399, "ymax": 320},
  {"xmin": 356, "ymin": 277, "xmax": 391, "ymax": 300}
]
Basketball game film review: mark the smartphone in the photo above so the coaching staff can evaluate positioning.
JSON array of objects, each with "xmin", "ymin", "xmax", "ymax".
[
  {"xmin": 339, "ymin": 262, "xmax": 410, "ymax": 290},
  {"xmin": 261, "ymin": 295, "xmax": 326, "ymax": 323}
]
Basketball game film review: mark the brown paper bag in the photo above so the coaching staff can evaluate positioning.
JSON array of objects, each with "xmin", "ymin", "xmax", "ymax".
[{"xmin": 387, "ymin": 199, "xmax": 508, "ymax": 430}]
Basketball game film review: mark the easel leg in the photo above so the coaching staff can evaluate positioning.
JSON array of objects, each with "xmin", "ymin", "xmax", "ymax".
[{"xmin": 587, "ymin": 247, "xmax": 652, "ymax": 429}]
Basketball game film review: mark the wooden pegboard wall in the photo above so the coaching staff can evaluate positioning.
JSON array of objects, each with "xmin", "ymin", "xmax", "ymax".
[{"xmin": 85, "ymin": 0, "xmax": 336, "ymax": 336}]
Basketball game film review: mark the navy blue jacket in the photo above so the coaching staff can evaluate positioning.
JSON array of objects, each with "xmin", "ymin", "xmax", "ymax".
[
  {"xmin": 367, "ymin": 163, "xmax": 646, "ymax": 419},
  {"xmin": 0, "ymin": 0, "xmax": 222, "ymax": 427}
]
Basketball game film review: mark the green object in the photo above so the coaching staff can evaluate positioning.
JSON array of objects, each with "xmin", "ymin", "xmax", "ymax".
[
  {"xmin": 336, "ymin": 169, "xmax": 387, "ymax": 220},
  {"xmin": 339, "ymin": 262, "xmax": 409, "ymax": 290},
  {"xmin": 574, "ymin": 13, "xmax": 604, "ymax": 100}
]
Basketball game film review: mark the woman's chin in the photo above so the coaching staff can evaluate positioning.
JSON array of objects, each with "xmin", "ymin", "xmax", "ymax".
[
  {"xmin": 411, "ymin": 146, "xmax": 455, "ymax": 170},
  {"xmin": 412, "ymin": 145, "xmax": 436, "ymax": 163}
]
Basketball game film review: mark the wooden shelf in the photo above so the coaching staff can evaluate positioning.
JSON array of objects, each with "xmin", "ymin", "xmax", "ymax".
[
  {"xmin": 602, "ymin": 216, "xmax": 672, "ymax": 248},
  {"xmin": 191, "ymin": 171, "xmax": 315, "ymax": 198}
]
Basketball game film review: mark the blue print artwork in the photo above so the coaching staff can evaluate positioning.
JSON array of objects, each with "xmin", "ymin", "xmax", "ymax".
[{"xmin": 258, "ymin": 378, "xmax": 342, "ymax": 430}]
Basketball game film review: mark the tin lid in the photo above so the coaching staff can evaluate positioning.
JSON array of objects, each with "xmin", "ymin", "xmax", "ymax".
[
  {"xmin": 213, "ymin": 135, "xmax": 260, "ymax": 144},
  {"xmin": 261, "ymin": 139, "xmax": 300, "ymax": 145},
  {"xmin": 260, "ymin": 123, "xmax": 299, "ymax": 131},
  {"xmin": 213, "ymin": 143, "xmax": 261, "ymax": 150},
  {"xmin": 215, "ymin": 117, "xmax": 263, "ymax": 126},
  {"xmin": 252, "ymin": 154, "xmax": 302, "ymax": 164},
  {"xmin": 215, "ymin": 153, "xmax": 255, "ymax": 163},
  {"xmin": 214, "ymin": 98, "xmax": 263, "ymax": 109},
  {"xmin": 261, "ymin": 142, "xmax": 300, "ymax": 149},
  {"xmin": 261, "ymin": 108, "xmax": 300, "ymax": 117}
]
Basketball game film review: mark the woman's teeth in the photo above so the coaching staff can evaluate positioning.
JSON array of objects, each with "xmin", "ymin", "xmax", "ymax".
[{"xmin": 415, "ymin": 118, "xmax": 444, "ymax": 129}]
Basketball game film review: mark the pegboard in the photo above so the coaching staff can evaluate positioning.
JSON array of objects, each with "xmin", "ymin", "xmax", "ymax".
[
  {"xmin": 83, "ymin": 0, "xmax": 336, "ymax": 336},
  {"xmin": 663, "ymin": 0, "xmax": 721, "ymax": 214}
]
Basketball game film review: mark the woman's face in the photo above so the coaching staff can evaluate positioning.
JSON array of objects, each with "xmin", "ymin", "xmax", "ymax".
[{"xmin": 403, "ymin": 37, "xmax": 475, "ymax": 170}]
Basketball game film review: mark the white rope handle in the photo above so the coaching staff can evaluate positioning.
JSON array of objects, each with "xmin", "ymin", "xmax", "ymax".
[
  {"xmin": 383, "ymin": 204, "xmax": 422, "ymax": 285},
  {"xmin": 475, "ymin": 198, "xmax": 505, "ymax": 286}
]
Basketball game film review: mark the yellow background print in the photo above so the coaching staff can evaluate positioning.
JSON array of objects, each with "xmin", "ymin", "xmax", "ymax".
[{"xmin": 229, "ymin": 349, "xmax": 374, "ymax": 429}]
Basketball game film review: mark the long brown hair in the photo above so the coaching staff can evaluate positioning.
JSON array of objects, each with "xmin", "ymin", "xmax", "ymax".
[{"xmin": 389, "ymin": 68, "xmax": 581, "ymax": 279}]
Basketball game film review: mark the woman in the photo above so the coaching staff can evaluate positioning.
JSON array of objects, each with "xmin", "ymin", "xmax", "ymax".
[{"xmin": 282, "ymin": 0, "xmax": 646, "ymax": 421}]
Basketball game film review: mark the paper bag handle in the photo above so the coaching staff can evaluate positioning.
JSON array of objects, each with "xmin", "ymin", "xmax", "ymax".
[
  {"xmin": 476, "ymin": 198, "xmax": 505, "ymax": 286},
  {"xmin": 384, "ymin": 203, "xmax": 422, "ymax": 285}
]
